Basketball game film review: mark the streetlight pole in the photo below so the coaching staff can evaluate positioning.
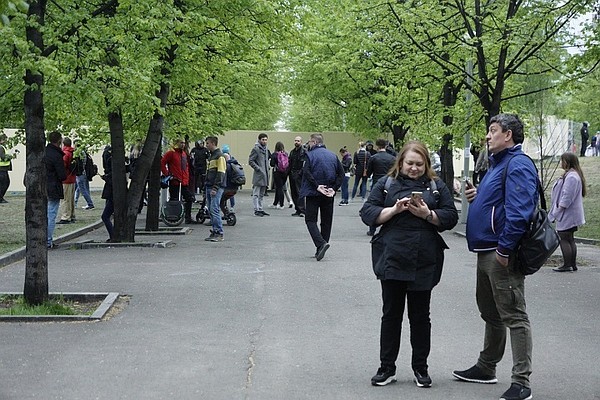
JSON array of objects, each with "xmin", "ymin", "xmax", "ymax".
[{"xmin": 460, "ymin": 59, "xmax": 473, "ymax": 224}]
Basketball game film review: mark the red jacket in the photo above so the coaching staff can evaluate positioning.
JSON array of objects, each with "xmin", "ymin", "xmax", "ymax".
[
  {"xmin": 161, "ymin": 148, "xmax": 190, "ymax": 186},
  {"xmin": 62, "ymin": 146, "xmax": 76, "ymax": 184}
]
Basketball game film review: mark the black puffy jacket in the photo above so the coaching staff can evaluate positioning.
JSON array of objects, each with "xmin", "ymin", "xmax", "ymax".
[{"xmin": 45, "ymin": 144, "xmax": 66, "ymax": 200}]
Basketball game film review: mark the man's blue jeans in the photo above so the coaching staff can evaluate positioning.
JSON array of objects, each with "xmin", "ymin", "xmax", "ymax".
[
  {"xmin": 47, "ymin": 198, "xmax": 60, "ymax": 246},
  {"xmin": 341, "ymin": 175, "xmax": 350, "ymax": 202},
  {"xmin": 206, "ymin": 187, "xmax": 224, "ymax": 235},
  {"xmin": 75, "ymin": 175, "xmax": 94, "ymax": 207}
]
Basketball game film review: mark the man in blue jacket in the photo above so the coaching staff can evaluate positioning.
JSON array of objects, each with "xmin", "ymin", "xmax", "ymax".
[
  {"xmin": 453, "ymin": 114, "xmax": 537, "ymax": 400},
  {"xmin": 300, "ymin": 133, "xmax": 344, "ymax": 261}
]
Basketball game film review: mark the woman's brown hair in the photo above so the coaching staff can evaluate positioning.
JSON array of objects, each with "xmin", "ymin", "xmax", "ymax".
[
  {"xmin": 388, "ymin": 141, "xmax": 436, "ymax": 180},
  {"xmin": 561, "ymin": 152, "xmax": 587, "ymax": 197}
]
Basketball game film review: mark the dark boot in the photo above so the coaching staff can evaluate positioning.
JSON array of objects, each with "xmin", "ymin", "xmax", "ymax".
[{"xmin": 552, "ymin": 265, "xmax": 573, "ymax": 272}]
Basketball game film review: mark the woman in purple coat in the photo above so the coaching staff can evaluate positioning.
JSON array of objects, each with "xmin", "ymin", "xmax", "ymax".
[{"xmin": 548, "ymin": 152, "xmax": 586, "ymax": 272}]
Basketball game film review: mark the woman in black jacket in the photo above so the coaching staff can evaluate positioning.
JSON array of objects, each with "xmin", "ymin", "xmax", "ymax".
[{"xmin": 360, "ymin": 141, "xmax": 458, "ymax": 389}]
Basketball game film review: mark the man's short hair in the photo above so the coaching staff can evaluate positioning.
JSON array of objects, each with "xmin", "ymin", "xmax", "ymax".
[
  {"xmin": 258, "ymin": 133, "xmax": 268, "ymax": 140},
  {"xmin": 310, "ymin": 133, "xmax": 323, "ymax": 144},
  {"xmin": 62, "ymin": 137, "xmax": 72, "ymax": 147},
  {"xmin": 48, "ymin": 131, "xmax": 62, "ymax": 145},
  {"xmin": 375, "ymin": 138, "xmax": 387, "ymax": 149},
  {"xmin": 490, "ymin": 114, "xmax": 524, "ymax": 144},
  {"xmin": 206, "ymin": 136, "xmax": 218, "ymax": 145}
]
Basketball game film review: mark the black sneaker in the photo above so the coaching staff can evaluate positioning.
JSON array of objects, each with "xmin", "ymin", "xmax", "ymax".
[
  {"xmin": 261, "ymin": 210, "xmax": 270, "ymax": 216},
  {"xmin": 254, "ymin": 211, "xmax": 264, "ymax": 217},
  {"xmin": 500, "ymin": 383, "xmax": 532, "ymax": 400},
  {"xmin": 552, "ymin": 265, "xmax": 573, "ymax": 272},
  {"xmin": 315, "ymin": 243, "xmax": 330, "ymax": 261},
  {"xmin": 452, "ymin": 365, "xmax": 498, "ymax": 384},
  {"xmin": 371, "ymin": 366, "xmax": 396, "ymax": 386},
  {"xmin": 414, "ymin": 370, "xmax": 432, "ymax": 388}
]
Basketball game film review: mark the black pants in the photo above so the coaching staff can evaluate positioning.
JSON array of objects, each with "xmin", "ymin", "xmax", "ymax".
[
  {"xmin": 273, "ymin": 171, "xmax": 287, "ymax": 207},
  {"xmin": 169, "ymin": 184, "xmax": 195, "ymax": 220},
  {"xmin": 0, "ymin": 170, "xmax": 9, "ymax": 200},
  {"xmin": 379, "ymin": 280, "xmax": 432, "ymax": 372},
  {"xmin": 289, "ymin": 171, "xmax": 304, "ymax": 213},
  {"xmin": 304, "ymin": 195, "xmax": 334, "ymax": 249}
]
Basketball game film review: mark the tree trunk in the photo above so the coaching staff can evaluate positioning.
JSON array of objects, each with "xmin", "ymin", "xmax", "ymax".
[
  {"xmin": 439, "ymin": 81, "xmax": 457, "ymax": 186},
  {"xmin": 107, "ymin": 110, "xmax": 129, "ymax": 242},
  {"xmin": 23, "ymin": 0, "xmax": 48, "ymax": 306},
  {"xmin": 145, "ymin": 144, "xmax": 162, "ymax": 231}
]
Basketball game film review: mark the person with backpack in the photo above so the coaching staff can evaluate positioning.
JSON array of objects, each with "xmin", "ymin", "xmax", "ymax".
[
  {"xmin": 73, "ymin": 140, "xmax": 96, "ymax": 210},
  {"xmin": 269, "ymin": 141, "xmax": 289, "ymax": 209},
  {"xmin": 57, "ymin": 137, "xmax": 77, "ymax": 224},
  {"xmin": 454, "ymin": 114, "xmax": 538, "ymax": 400},
  {"xmin": 360, "ymin": 141, "xmax": 457, "ymax": 390}
]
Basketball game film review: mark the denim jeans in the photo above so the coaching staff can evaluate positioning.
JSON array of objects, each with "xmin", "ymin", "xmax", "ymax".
[
  {"xmin": 351, "ymin": 175, "xmax": 368, "ymax": 199},
  {"xmin": 47, "ymin": 198, "xmax": 60, "ymax": 246},
  {"xmin": 206, "ymin": 187, "xmax": 224, "ymax": 235},
  {"xmin": 340, "ymin": 175, "xmax": 350, "ymax": 202},
  {"xmin": 75, "ymin": 174, "xmax": 94, "ymax": 207},
  {"xmin": 475, "ymin": 251, "xmax": 532, "ymax": 387}
]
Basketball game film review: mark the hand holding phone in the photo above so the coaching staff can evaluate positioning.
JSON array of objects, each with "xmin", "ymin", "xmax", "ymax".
[
  {"xmin": 465, "ymin": 179, "xmax": 474, "ymax": 189},
  {"xmin": 411, "ymin": 191, "xmax": 423, "ymax": 205}
]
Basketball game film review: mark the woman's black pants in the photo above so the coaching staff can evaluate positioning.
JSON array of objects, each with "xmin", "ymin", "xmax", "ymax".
[{"xmin": 379, "ymin": 280, "xmax": 431, "ymax": 373}]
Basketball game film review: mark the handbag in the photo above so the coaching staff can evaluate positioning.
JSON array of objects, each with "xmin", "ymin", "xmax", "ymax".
[{"xmin": 502, "ymin": 155, "xmax": 560, "ymax": 275}]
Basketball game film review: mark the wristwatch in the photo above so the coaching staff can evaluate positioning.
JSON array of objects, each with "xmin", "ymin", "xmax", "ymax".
[{"xmin": 425, "ymin": 211, "xmax": 434, "ymax": 223}]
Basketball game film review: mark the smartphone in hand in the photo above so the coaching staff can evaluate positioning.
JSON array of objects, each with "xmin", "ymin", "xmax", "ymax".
[
  {"xmin": 411, "ymin": 191, "xmax": 423, "ymax": 205},
  {"xmin": 464, "ymin": 179, "xmax": 474, "ymax": 189}
]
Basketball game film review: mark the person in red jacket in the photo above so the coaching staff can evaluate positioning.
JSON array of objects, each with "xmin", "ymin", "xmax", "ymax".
[
  {"xmin": 58, "ymin": 137, "xmax": 77, "ymax": 224},
  {"xmin": 161, "ymin": 137, "xmax": 196, "ymax": 224}
]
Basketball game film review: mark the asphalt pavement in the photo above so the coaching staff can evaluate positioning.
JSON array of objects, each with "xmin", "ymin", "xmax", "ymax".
[{"xmin": 1, "ymin": 192, "xmax": 599, "ymax": 400}]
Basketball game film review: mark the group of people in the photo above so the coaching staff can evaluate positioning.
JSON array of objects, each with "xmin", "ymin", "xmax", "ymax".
[
  {"xmin": 361, "ymin": 114, "xmax": 586, "ymax": 400},
  {"xmin": 44, "ymin": 132, "xmax": 99, "ymax": 248},
  {"xmin": 579, "ymin": 121, "xmax": 600, "ymax": 157}
]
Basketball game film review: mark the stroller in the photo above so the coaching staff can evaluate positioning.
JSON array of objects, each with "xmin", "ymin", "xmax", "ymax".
[
  {"xmin": 161, "ymin": 180, "xmax": 184, "ymax": 227},
  {"xmin": 195, "ymin": 188, "xmax": 237, "ymax": 226}
]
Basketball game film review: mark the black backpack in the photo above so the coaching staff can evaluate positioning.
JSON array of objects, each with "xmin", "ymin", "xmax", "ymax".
[{"xmin": 227, "ymin": 161, "xmax": 246, "ymax": 186}]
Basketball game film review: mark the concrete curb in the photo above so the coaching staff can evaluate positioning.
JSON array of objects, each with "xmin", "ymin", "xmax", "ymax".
[
  {"xmin": 0, "ymin": 220, "xmax": 104, "ymax": 268},
  {"xmin": 0, "ymin": 291, "xmax": 120, "ymax": 322}
]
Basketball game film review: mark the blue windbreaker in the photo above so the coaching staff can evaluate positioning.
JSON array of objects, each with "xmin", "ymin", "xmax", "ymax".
[{"xmin": 466, "ymin": 145, "xmax": 539, "ymax": 256}]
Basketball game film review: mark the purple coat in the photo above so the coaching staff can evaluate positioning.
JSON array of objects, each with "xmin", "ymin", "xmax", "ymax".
[{"xmin": 548, "ymin": 169, "xmax": 585, "ymax": 231}]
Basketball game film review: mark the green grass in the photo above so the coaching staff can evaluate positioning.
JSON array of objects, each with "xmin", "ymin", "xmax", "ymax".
[
  {"xmin": 0, "ymin": 294, "xmax": 76, "ymax": 316},
  {"xmin": 0, "ymin": 191, "xmax": 103, "ymax": 255}
]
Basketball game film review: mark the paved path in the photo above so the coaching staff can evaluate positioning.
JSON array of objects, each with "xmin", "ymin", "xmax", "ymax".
[{"xmin": 1, "ymin": 193, "xmax": 599, "ymax": 399}]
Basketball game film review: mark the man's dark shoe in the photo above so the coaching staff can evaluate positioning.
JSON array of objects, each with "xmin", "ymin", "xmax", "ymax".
[
  {"xmin": 261, "ymin": 210, "xmax": 270, "ymax": 216},
  {"xmin": 500, "ymin": 383, "xmax": 532, "ymax": 400},
  {"xmin": 291, "ymin": 212, "xmax": 302, "ymax": 216},
  {"xmin": 371, "ymin": 366, "xmax": 396, "ymax": 386},
  {"xmin": 315, "ymin": 243, "xmax": 330, "ymax": 261},
  {"xmin": 47, "ymin": 243, "xmax": 58, "ymax": 249},
  {"xmin": 208, "ymin": 234, "xmax": 224, "ymax": 242},
  {"xmin": 414, "ymin": 370, "xmax": 432, "ymax": 388},
  {"xmin": 57, "ymin": 219, "xmax": 71, "ymax": 224},
  {"xmin": 553, "ymin": 265, "xmax": 573, "ymax": 272},
  {"xmin": 0, "ymin": 198, "xmax": 8, "ymax": 203},
  {"xmin": 185, "ymin": 219, "xmax": 199, "ymax": 224},
  {"xmin": 254, "ymin": 211, "xmax": 264, "ymax": 217},
  {"xmin": 452, "ymin": 365, "xmax": 498, "ymax": 384}
]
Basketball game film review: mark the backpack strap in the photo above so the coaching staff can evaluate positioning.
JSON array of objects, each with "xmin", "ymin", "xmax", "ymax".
[{"xmin": 501, "ymin": 153, "xmax": 546, "ymax": 210}]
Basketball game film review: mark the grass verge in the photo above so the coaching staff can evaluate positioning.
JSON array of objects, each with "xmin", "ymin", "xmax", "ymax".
[{"xmin": 0, "ymin": 294, "xmax": 95, "ymax": 316}]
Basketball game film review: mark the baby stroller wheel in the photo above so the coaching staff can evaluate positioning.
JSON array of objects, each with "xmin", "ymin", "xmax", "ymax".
[{"xmin": 226, "ymin": 213, "xmax": 237, "ymax": 226}]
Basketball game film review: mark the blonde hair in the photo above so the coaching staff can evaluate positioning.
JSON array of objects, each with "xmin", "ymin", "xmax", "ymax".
[{"xmin": 388, "ymin": 141, "xmax": 435, "ymax": 180}]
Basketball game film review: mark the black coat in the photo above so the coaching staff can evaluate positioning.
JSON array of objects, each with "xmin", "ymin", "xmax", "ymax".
[
  {"xmin": 360, "ymin": 174, "xmax": 458, "ymax": 290},
  {"xmin": 101, "ymin": 146, "xmax": 113, "ymax": 200},
  {"xmin": 45, "ymin": 144, "xmax": 66, "ymax": 200}
]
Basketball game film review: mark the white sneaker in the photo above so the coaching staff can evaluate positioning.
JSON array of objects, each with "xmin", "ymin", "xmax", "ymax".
[
  {"xmin": 288, "ymin": 202, "xmax": 294, "ymax": 208},
  {"xmin": 277, "ymin": 205, "xmax": 285, "ymax": 209}
]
